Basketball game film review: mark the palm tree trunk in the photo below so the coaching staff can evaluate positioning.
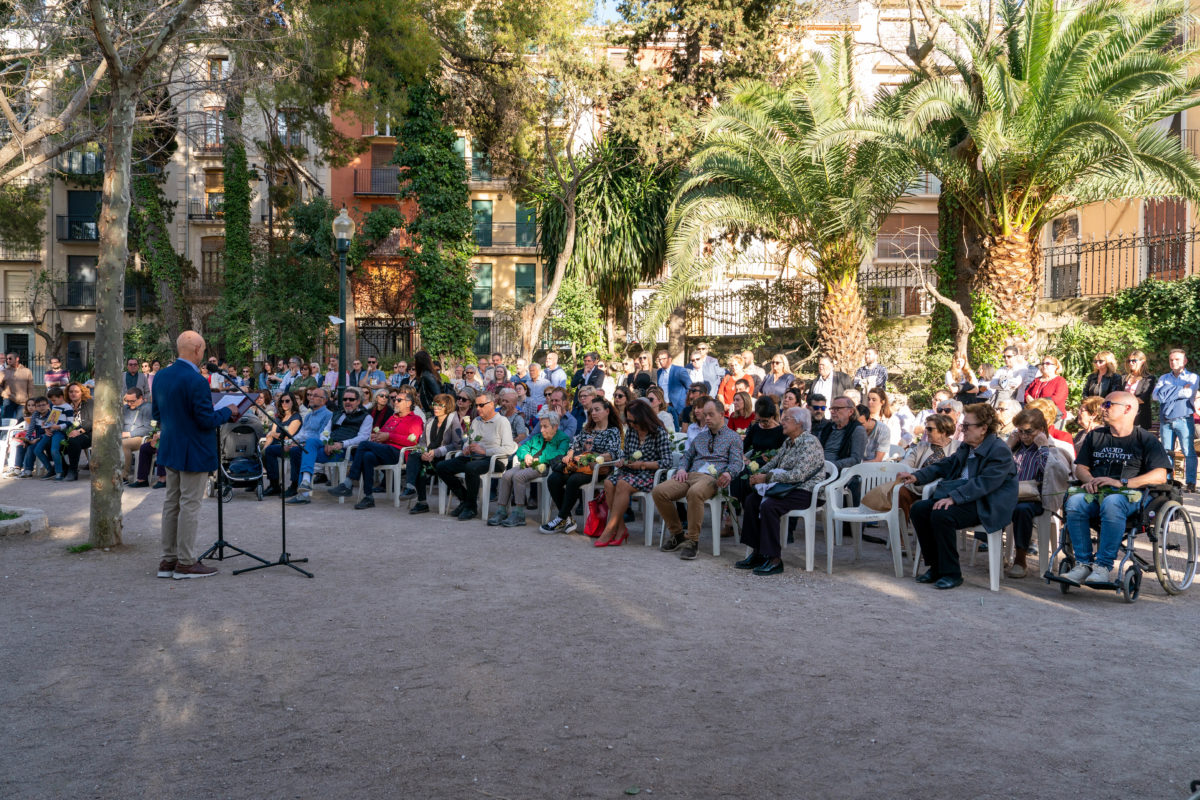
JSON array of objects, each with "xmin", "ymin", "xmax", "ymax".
[
  {"xmin": 972, "ymin": 230, "xmax": 1042, "ymax": 335},
  {"xmin": 816, "ymin": 243, "xmax": 868, "ymax": 374}
]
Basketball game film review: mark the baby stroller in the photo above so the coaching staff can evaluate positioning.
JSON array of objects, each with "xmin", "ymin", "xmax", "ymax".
[{"xmin": 210, "ymin": 418, "xmax": 266, "ymax": 503}]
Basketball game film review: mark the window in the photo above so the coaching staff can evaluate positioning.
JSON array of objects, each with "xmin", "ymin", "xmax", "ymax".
[
  {"xmin": 201, "ymin": 237, "xmax": 225, "ymax": 285},
  {"xmin": 66, "ymin": 256, "xmax": 97, "ymax": 306},
  {"xmin": 65, "ymin": 191, "xmax": 100, "ymax": 240},
  {"xmin": 207, "ymin": 56, "xmax": 229, "ymax": 82},
  {"xmin": 473, "ymin": 317, "xmax": 492, "ymax": 355},
  {"xmin": 200, "ymin": 107, "xmax": 224, "ymax": 149},
  {"xmin": 278, "ymin": 109, "xmax": 302, "ymax": 148},
  {"xmin": 472, "ymin": 200, "xmax": 493, "ymax": 247},
  {"xmin": 205, "ymin": 169, "xmax": 224, "ymax": 214},
  {"xmin": 472, "ymin": 263, "xmax": 492, "ymax": 310},
  {"xmin": 515, "ymin": 204, "xmax": 536, "ymax": 247},
  {"xmin": 470, "ymin": 141, "xmax": 492, "ymax": 181},
  {"xmin": 515, "ymin": 263, "xmax": 536, "ymax": 307}
]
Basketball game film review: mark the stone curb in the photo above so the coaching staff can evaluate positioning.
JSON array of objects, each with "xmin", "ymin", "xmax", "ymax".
[{"xmin": 0, "ymin": 506, "xmax": 49, "ymax": 537}]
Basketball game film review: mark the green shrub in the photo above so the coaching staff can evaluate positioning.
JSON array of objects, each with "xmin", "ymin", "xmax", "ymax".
[
  {"xmin": 1103, "ymin": 277, "xmax": 1200, "ymax": 373},
  {"xmin": 895, "ymin": 341, "xmax": 954, "ymax": 411}
]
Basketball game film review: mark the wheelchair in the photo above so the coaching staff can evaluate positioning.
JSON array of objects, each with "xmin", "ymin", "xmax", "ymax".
[{"xmin": 1044, "ymin": 482, "xmax": 1197, "ymax": 603}]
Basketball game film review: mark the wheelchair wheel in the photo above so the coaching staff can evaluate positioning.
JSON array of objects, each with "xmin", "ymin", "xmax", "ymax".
[
  {"xmin": 1153, "ymin": 501, "xmax": 1197, "ymax": 595},
  {"xmin": 1120, "ymin": 567, "xmax": 1141, "ymax": 603},
  {"xmin": 1058, "ymin": 559, "xmax": 1075, "ymax": 594}
]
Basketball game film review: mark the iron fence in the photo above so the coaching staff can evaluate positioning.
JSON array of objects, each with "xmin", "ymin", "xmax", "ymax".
[
  {"xmin": 353, "ymin": 167, "xmax": 400, "ymax": 196},
  {"xmin": 55, "ymin": 215, "xmax": 99, "ymax": 242},
  {"xmin": 858, "ymin": 266, "xmax": 934, "ymax": 318},
  {"xmin": 472, "ymin": 222, "xmax": 539, "ymax": 250},
  {"xmin": 0, "ymin": 240, "xmax": 41, "ymax": 260},
  {"xmin": 0, "ymin": 299, "xmax": 30, "ymax": 323},
  {"xmin": 1042, "ymin": 227, "xmax": 1200, "ymax": 299}
]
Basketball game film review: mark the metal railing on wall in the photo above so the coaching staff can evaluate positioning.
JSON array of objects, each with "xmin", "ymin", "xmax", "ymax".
[{"xmin": 1042, "ymin": 227, "xmax": 1200, "ymax": 299}]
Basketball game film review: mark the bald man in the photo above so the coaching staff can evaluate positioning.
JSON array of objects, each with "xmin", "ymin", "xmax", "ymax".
[
  {"xmin": 151, "ymin": 331, "xmax": 237, "ymax": 579},
  {"xmin": 1061, "ymin": 390, "xmax": 1172, "ymax": 586}
]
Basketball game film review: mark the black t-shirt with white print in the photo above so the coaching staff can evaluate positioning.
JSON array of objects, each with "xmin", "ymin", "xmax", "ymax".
[{"xmin": 1076, "ymin": 426, "xmax": 1172, "ymax": 481}]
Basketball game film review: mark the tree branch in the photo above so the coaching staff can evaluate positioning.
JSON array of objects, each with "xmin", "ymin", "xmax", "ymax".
[{"xmin": 86, "ymin": 0, "xmax": 124, "ymax": 75}]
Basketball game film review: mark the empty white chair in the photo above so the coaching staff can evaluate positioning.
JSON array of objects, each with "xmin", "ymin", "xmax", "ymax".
[{"xmin": 824, "ymin": 461, "xmax": 911, "ymax": 578}]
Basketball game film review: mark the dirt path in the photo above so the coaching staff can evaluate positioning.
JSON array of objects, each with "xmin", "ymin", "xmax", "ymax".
[{"xmin": 1, "ymin": 476, "xmax": 1198, "ymax": 799}]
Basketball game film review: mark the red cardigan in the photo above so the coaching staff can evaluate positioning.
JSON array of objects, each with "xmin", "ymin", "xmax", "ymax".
[
  {"xmin": 379, "ymin": 412, "xmax": 423, "ymax": 450},
  {"xmin": 1024, "ymin": 376, "xmax": 1068, "ymax": 417}
]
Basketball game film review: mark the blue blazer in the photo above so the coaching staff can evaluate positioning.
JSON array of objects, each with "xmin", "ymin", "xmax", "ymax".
[
  {"xmin": 657, "ymin": 365, "xmax": 691, "ymax": 413},
  {"xmin": 152, "ymin": 359, "xmax": 233, "ymax": 473}
]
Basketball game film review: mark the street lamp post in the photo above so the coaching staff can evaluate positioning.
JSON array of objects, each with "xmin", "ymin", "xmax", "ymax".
[{"xmin": 332, "ymin": 208, "xmax": 355, "ymax": 401}]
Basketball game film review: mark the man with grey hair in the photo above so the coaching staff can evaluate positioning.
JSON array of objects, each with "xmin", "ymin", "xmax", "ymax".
[
  {"xmin": 435, "ymin": 390, "xmax": 517, "ymax": 520},
  {"xmin": 526, "ymin": 362, "xmax": 551, "ymax": 409},
  {"xmin": 279, "ymin": 357, "xmax": 302, "ymax": 392},
  {"xmin": 497, "ymin": 387, "xmax": 529, "ymax": 443},
  {"xmin": 570, "ymin": 351, "xmax": 605, "ymax": 412},
  {"xmin": 935, "ymin": 397, "xmax": 965, "ymax": 440}
]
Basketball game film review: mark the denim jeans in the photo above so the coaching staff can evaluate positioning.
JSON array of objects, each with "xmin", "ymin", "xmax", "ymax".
[
  {"xmin": 1064, "ymin": 490, "xmax": 1149, "ymax": 570},
  {"xmin": 298, "ymin": 441, "xmax": 345, "ymax": 476},
  {"xmin": 37, "ymin": 431, "xmax": 65, "ymax": 475},
  {"xmin": 1160, "ymin": 416, "xmax": 1195, "ymax": 484}
]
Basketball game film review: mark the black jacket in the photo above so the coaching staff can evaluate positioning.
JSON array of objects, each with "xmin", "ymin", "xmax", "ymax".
[
  {"xmin": 913, "ymin": 433, "xmax": 1018, "ymax": 533},
  {"xmin": 807, "ymin": 371, "xmax": 854, "ymax": 401},
  {"xmin": 1084, "ymin": 371, "xmax": 1122, "ymax": 399},
  {"xmin": 817, "ymin": 418, "xmax": 865, "ymax": 472},
  {"xmin": 1125, "ymin": 375, "xmax": 1156, "ymax": 430}
]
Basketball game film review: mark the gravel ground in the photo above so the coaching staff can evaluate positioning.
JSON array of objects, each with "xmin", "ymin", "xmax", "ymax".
[{"xmin": 1, "ymin": 473, "xmax": 1198, "ymax": 800}]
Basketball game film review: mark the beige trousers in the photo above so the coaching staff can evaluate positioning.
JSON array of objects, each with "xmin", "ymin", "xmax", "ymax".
[
  {"xmin": 121, "ymin": 436, "xmax": 144, "ymax": 479},
  {"xmin": 651, "ymin": 472, "xmax": 718, "ymax": 541},
  {"xmin": 162, "ymin": 468, "xmax": 208, "ymax": 565}
]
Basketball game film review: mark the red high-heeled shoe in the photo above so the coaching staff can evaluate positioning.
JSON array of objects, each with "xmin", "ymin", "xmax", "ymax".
[{"xmin": 608, "ymin": 530, "xmax": 628, "ymax": 547}]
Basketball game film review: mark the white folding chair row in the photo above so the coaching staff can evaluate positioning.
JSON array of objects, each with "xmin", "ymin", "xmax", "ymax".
[
  {"xmin": 824, "ymin": 461, "xmax": 910, "ymax": 578},
  {"xmin": 650, "ymin": 475, "xmax": 740, "ymax": 556},
  {"xmin": 362, "ymin": 446, "xmax": 416, "ymax": 507},
  {"xmin": 775, "ymin": 461, "xmax": 839, "ymax": 573},
  {"xmin": 1, "ymin": 418, "xmax": 21, "ymax": 470},
  {"xmin": 885, "ymin": 444, "xmax": 905, "ymax": 462}
]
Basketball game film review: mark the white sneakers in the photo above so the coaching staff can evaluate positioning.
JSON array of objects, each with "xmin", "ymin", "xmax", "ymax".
[
  {"xmin": 1061, "ymin": 563, "xmax": 1092, "ymax": 584},
  {"xmin": 1062, "ymin": 562, "xmax": 1116, "ymax": 585}
]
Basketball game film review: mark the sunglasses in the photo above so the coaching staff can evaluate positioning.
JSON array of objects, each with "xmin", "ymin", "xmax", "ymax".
[
  {"xmin": 1017, "ymin": 427, "xmax": 1035, "ymax": 435},
  {"xmin": 936, "ymin": 407, "xmax": 952, "ymax": 412},
  {"xmin": 924, "ymin": 426, "xmax": 936, "ymax": 432},
  {"xmin": 1102, "ymin": 401, "xmax": 1131, "ymax": 409},
  {"xmin": 810, "ymin": 405, "xmax": 826, "ymax": 411},
  {"xmin": 343, "ymin": 398, "xmax": 358, "ymax": 403},
  {"xmin": 962, "ymin": 421, "xmax": 985, "ymax": 429},
  {"xmin": 1127, "ymin": 359, "xmax": 1141, "ymax": 363},
  {"xmin": 457, "ymin": 397, "xmax": 470, "ymax": 402},
  {"xmin": 475, "ymin": 401, "xmax": 490, "ymax": 408}
]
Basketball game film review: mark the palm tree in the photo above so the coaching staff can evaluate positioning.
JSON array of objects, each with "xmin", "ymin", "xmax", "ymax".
[
  {"xmin": 823, "ymin": 0, "xmax": 1200, "ymax": 336},
  {"xmin": 537, "ymin": 137, "xmax": 674, "ymax": 348},
  {"xmin": 642, "ymin": 34, "xmax": 914, "ymax": 369}
]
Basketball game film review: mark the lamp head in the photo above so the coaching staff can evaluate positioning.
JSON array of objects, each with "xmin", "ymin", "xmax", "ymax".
[{"xmin": 332, "ymin": 207, "xmax": 355, "ymax": 253}]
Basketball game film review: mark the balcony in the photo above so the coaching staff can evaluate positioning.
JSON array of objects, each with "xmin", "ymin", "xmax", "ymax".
[
  {"xmin": 188, "ymin": 197, "xmax": 224, "ymax": 221},
  {"xmin": 0, "ymin": 240, "xmax": 41, "ymax": 260},
  {"xmin": 56, "ymin": 215, "xmax": 99, "ymax": 242},
  {"xmin": 353, "ymin": 167, "xmax": 400, "ymax": 195},
  {"xmin": 875, "ymin": 231, "xmax": 940, "ymax": 262},
  {"xmin": 907, "ymin": 171, "xmax": 942, "ymax": 196},
  {"xmin": 58, "ymin": 149, "xmax": 104, "ymax": 176},
  {"xmin": 466, "ymin": 156, "xmax": 507, "ymax": 188},
  {"xmin": 473, "ymin": 222, "xmax": 540, "ymax": 252},
  {"xmin": 55, "ymin": 281, "xmax": 97, "ymax": 308},
  {"xmin": 0, "ymin": 298, "xmax": 31, "ymax": 323},
  {"xmin": 124, "ymin": 284, "xmax": 157, "ymax": 311}
]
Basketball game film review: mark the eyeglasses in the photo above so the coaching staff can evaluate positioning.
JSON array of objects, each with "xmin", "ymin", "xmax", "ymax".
[
  {"xmin": 771, "ymin": 360, "xmax": 782, "ymax": 365},
  {"xmin": 962, "ymin": 421, "xmax": 985, "ymax": 429},
  {"xmin": 924, "ymin": 426, "xmax": 936, "ymax": 432},
  {"xmin": 343, "ymin": 398, "xmax": 357, "ymax": 404},
  {"xmin": 1102, "ymin": 401, "xmax": 1131, "ymax": 409},
  {"xmin": 1127, "ymin": 358, "xmax": 1141, "ymax": 363},
  {"xmin": 280, "ymin": 398, "xmax": 292, "ymax": 404},
  {"xmin": 936, "ymin": 407, "xmax": 952, "ymax": 413},
  {"xmin": 810, "ymin": 405, "xmax": 826, "ymax": 411},
  {"xmin": 1017, "ymin": 427, "xmax": 1035, "ymax": 436},
  {"xmin": 457, "ymin": 397, "xmax": 470, "ymax": 402},
  {"xmin": 831, "ymin": 405, "xmax": 852, "ymax": 412},
  {"xmin": 475, "ymin": 401, "xmax": 490, "ymax": 408}
]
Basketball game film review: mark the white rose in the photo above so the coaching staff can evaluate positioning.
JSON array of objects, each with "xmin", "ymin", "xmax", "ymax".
[
  {"xmin": 705, "ymin": 464, "xmax": 718, "ymax": 475},
  {"xmin": 594, "ymin": 455, "xmax": 604, "ymax": 465},
  {"xmin": 407, "ymin": 433, "xmax": 417, "ymax": 442},
  {"xmin": 749, "ymin": 461, "xmax": 760, "ymax": 472},
  {"xmin": 631, "ymin": 450, "xmax": 643, "ymax": 460},
  {"xmin": 373, "ymin": 427, "xmax": 381, "ymax": 434},
  {"xmin": 537, "ymin": 464, "xmax": 546, "ymax": 474}
]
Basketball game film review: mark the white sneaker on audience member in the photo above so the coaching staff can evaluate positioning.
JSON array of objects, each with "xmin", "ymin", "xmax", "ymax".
[{"xmin": 1061, "ymin": 563, "xmax": 1092, "ymax": 585}]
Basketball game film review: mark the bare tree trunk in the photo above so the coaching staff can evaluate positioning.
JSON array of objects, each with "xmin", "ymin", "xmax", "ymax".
[
  {"xmin": 89, "ymin": 81, "xmax": 136, "ymax": 548},
  {"xmin": 519, "ymin": 198, "xmax": 576, "ymax": 361},
  {"xmin": 667, "ymin": 304, "xmax": 686, "ymax": 360}
]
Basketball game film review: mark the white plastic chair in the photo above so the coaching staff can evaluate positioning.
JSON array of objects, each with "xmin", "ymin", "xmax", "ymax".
[
  {"xmin": 775, "ymin": 461, "xmax": 839, "ymax": 572},
  {"xmin": 436, "ymin": 450, "xmax": 508, "ymax": 518},
  {"xmin": 1, "ymin": 418, "xmax": 21, "ymax": 470},
  {"xmin": 319, "ymin": 444, "xmax": 357, "ymax": 504},
  {"xmin": 824, "ymin": 462, "xmax": 911, "ymax": 578},
  {"xmin": 886, "ymin": 444, "xmax": 905, "ymax": 462},
  {"xmin": 502, "ymin": 454, "xmax": 553, "ymax": 524},
  {"xmin": 651, "ymin": 474, "xmax": 740, "ymax": 556},
  {"xmin": 363, "ymin": 446, "xmax": 415, "ymax": 507}
]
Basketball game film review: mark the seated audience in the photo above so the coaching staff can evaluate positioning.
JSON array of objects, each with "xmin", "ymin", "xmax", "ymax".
[
  {"xmin": 727, "ymin": 391, "xmax": 754, "ymax": 433},
  {"xmin": 896, "ymin": 413, "xmax": 959, "ymax": 524},
  {"xmin": 265, "ymin": 387, "xmax": 332, "ymax": 497},
  {"xmin": 1024, "ymin": 355, "xmax": 1068, "ymax": 419},
  {"xmin": 594, "ymin": 402, "xmax": 673, "ymax": 547},
  {"xmin": 900, "ymin": 403, "xmax": 1018, "ymax": 590},
  {"xmin": 1074, "ymin": 395, "xmax": 1105, "ymax": 451},
  {"xmin": 856, "ymin": 402, "xmax": 891, "ymax": 462},
  {"xmin": 490, "ymin": 412, "xmax": 571, "ymax": 527},
  {"xmin": 328, "ymin": 390, "xmax": 424, "ymax": 509},
  {"xmin": 1002, "ymin": 408, "xmax": 1066, "ymax": 578},
  {"xmin": 806, "ymin": 393, "xmax": 829, "ymax": 436},
  {"xmin": 759, "ymin": 354, "xmax": 796, "ymax": 400},
  {"xmin": 1061, "ymin": 391, "xmax": 1171, "ymax": 586},
  {"xmin": 644, "ymin": 386, "xmax": 676, "ymax": 432},
  {"xmin": 1023, "ymin": 397, "xmax": 1074, "ymax": 450},
  {"xmin": 403, "ymin": 393, "xmax": 463, "ymax": 514},
  {"xmin": 540, "ymin": 398, "xmax": 624, "ymax": 534},
  {"xmin": 736, "ymin": 406, "xmax": 825, "ymax": 575},
  {"xmin": 369, "ymin": 389, "xmax": 393, "ymax": 430},
  {"xmin": 497, "ymin": 387, "xmax": 529, "ymax": 443},
  {"xmin": 287, "ymin": 387, "xmax": 372, "ymax": 505},
  {"xmin": 120, "ymin": 387, "xmax": 153, "ymax": 481},
  {"xmin": 652, "ymin": 397, "xmax": 744, "ymax": 561},
  {"xmin": 435, "ymin": 391, "xmax": 517, "ymax": 521}
]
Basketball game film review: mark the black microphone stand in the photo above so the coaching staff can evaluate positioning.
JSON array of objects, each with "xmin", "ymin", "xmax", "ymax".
[{"xmin": 201, "ymin": 364, "xmax": 313, "ymax": 578}]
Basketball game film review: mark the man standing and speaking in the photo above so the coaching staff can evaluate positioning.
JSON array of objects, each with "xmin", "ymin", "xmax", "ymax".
[{"xmin": 152, "ymin": 331, "xmax": 240, "ymax": 579}]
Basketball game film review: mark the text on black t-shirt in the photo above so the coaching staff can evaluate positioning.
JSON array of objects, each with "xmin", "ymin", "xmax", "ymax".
[{"xmin": 1076, "ymin": 426, "xmax": 1172, "ymax": 481}]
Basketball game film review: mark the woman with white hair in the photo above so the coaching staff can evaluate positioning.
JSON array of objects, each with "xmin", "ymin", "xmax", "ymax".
[
  {"xmin": 488, "ymin": 412, "xmax": 571, "ymax": 527},
  {"xmin": 735, "ymin": 406, "xmax": 825, "ymax": 575}
]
